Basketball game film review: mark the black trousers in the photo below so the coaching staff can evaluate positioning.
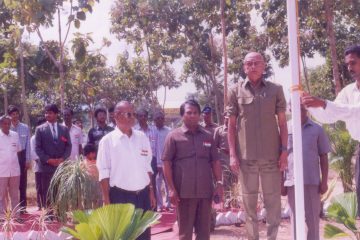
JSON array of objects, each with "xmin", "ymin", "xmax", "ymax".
[
  {"xmin": 151, "ymin": 156, "xmax": 158, "ymax": 210},
  {"xmin": 18, "ymin": 150, "xmax": 27, "ymax": 208},
  {"xmin": 109, "ymin": 186, "xmax": 151, "ymax": 240},
  {"xmin": 40, "ymin": 171, "xmax": 55, "ymax": 207},
  {"xmin": 35, "ymin": 172, "xmax": 43, "ymax": 209}
]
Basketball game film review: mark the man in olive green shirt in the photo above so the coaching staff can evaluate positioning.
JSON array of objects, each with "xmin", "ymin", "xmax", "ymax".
[{"xmin": 227, "ymin": 52, "xmax": 288, "ymax": 240}]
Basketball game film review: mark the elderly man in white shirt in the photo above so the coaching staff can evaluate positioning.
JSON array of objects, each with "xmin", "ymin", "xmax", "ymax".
[
  {"xmin": 0, "ymin": 115, "xmax": 22, "ymax": 216},
  {"xmin": 96, "ymin": 101, "xmax": 155, "ymax": 240},
  {"xmin": 302, "ymin": 44, "xmax": 360, "ymax": 216}
]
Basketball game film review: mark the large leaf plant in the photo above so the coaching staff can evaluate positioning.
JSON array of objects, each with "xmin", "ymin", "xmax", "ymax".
[
  {"xmin": 324, "ymin": 192, "xmax": 360, "ymax": 239},
  {"xmin": 62, "ymin": 203, "xmax": 161, "ymax": 240}
]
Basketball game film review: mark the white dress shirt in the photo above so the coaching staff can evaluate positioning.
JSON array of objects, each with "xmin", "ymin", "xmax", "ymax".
[
  {"xmin": 96, "ymin": 127, "xmax": 153, "ymax": 191},
  {"xmin": 0, "ymin": 130, "xmax": 21, "ymax": 177},
  {"xmin": 64, "ymin": 124, "xmax": 83, "ymax": 160},
  {"xmin": 308, "ymin": 82, "xmax": 360, "ymax": 141},
  {"xmin": 30, "ymin": 135, "xmax": 40, "ymax": 173}
]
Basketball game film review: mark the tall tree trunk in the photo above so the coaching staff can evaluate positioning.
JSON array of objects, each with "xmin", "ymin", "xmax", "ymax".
[
  {"xmin": 324, "ymin": 0, "xmax": 342, "ymax": 94},
  {"xmin": 3, "ymin": 86, "xmax": 8, "ymax": 113},
  {"xmin": 19, "ymin": 34, "xmax": 30, "ymax": 126},
  {"xmin": 162, "ymin": 86, "xmax": 167, "ymax": 110},
  {"xmin": 301, "ymin": 55, "xmax": 311, "ymax": 94},
  {"xmin": 209, "ymin": 33, "xmax": 221, "ymax": 124},
  {"xmin": 220, "ymin": 0, "xmax": 228, "ymax": 109},
  {"xmin": 58, "ymin": 9, "xmax": 65, "ymax": 111},
  {"xmin": 145, "ymin": 41, "xmax": 156, "ymax": 108}
]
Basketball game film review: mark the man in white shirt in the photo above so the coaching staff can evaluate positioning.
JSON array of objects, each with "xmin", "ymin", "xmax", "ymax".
[
  {"xmin": 302, "ymin": 44, "xmax": 360, "ymax": 215},
  {"xmin": 63, "ymin": 108, "xmax": 83, "ymax": 160},
  {"xmin": 0, "ymin": 115, "xmax": 21, "ymax": 216},
  {"xmin": 97, "ymin": 101, "xmax": 156, "ymax": 240}
]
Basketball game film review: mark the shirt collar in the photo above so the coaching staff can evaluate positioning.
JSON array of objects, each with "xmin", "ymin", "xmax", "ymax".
[
  {"xmin": 48, "ymin": 121, "xmax": 57, "ymax": 127},
  {"xmin": 112, "ymin": 127, "xmax": 132, "ymax": 139},
  {"xmin": 244, "ymin": 77, "xmax": 267, "ymax": 88},
  {"xmin": 303, "ymin": 118, "xmax": 314, "ymax": 128},
  {"xmin": 181, "ymin": 124, "xmax": 205, "ymax": 134}
]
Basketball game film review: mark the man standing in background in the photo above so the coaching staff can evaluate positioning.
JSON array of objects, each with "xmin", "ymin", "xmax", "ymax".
[
  {"xmin": 135, "ymin": 108, "xmax": 158, "ymax": 208},
  {"xmin": 88, "ymin": 107, "xmax": 114, "ymax": 149},
  {"xmin": 35, "ymin": 104, "xmax": 72, "ymax": 207},
  {"xmin": 201, "ymin": 106, "xmax": 218, "ymax": 134},
  {"xmin": 63, "ymin": 108, "xmax": 83, "ymax": 160},
  {"xmin": 8, "ymin": 105, "xmax": 31, "ymax": 213},
  {"xmin": 153, "ymin": 111, "xmax": 171, "ymax": 212}
]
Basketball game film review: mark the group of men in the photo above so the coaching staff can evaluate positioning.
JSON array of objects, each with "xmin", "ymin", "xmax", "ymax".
[{"xmin": 1, "ymin": 45, "xmax": 360, "ymax": 240}]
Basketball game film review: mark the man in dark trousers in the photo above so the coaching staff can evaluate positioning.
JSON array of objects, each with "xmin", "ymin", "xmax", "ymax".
[
  {"xmin": 35, "ymin": 104, "xmax": 72, "ymax": 207},
  {"xmin": 8, "ymin": 105, "xmax": 31, "ymax": 213},
  {"xmin": 162, "ymin": 99, "xmax": 223, "ymax": 240}
]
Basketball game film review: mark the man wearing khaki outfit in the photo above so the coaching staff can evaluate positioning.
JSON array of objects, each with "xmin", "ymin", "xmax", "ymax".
[{"xmin": 227, "ymin": 52, "xmax": 288, "ymax": 240}]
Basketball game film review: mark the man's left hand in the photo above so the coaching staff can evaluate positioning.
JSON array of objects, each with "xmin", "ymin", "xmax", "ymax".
[
  {"xmin": 278, "ymin": 151, "xmax": 288, "ymax": 171},
  {"xmin": 319, "ymin": 181, "xmax": 328, "ymax": 195},
  {"xmin": 213, "ymin": 183, "xmax": 224, "ymax": 203}
]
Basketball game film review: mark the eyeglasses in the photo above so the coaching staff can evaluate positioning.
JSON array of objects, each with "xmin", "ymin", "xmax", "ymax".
[
  {"xmin": 119, "ymin": 112, "xmax": 137, "ymax": 118},
  {"xmin": 244, "ymin": 61, "xmax": 264, "ymax": 67}
]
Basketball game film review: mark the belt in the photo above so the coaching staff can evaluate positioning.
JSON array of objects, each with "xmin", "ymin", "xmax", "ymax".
[{"xmin": 111, "ymin": 186, "xmax": 147, "ymax": 195}]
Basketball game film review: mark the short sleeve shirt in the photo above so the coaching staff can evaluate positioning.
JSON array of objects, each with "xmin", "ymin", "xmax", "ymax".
[
  {"xmin": 226, "ymin": 78, "xmax": 286, "ymax": 160},
  {"xmin": 285, "ymin": 119, "xmax": 331, "ymax": 186},
  {"xmin": 162, "ymin": 125, "xmax": 219, "ymax": 199}
]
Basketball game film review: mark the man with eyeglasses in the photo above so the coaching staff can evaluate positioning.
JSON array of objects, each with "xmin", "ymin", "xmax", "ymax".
[
  {"xmin": 227, "ymin": 52, "xmax": 288, "ymax": 240},
  {"xmin": 97, "ymin": 101, "xmax": 156, "ymax": 240}
]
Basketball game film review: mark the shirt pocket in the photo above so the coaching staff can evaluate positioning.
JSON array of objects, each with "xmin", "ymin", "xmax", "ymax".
[
  {"xmin": 237, "ymin": 97, "xmax": 254, "ymax": 116},
  {"xmin": 261, "ymin": 94, "xmax": 277, "ymax": 113}
]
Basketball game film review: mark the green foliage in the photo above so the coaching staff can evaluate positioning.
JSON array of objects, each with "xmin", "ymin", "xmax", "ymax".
[
  {"xmin": 48, "ymin": 158, "xmax": 102, "ymax": 222},
  {"xmin": 324, "ymin": 122, "xmax": 358, "ymax": 192},
  {"xmin": 62, "ymin": 203, "xmax": 161, "ymax": 240},
  {"xmin": 324, "ymin": 192, "xmax": 360, "ymax": 239}
]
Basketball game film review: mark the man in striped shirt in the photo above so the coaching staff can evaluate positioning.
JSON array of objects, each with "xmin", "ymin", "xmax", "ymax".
[{"xmin": 8, "ymin": 105, "xmax": 31, "ymax": 213}]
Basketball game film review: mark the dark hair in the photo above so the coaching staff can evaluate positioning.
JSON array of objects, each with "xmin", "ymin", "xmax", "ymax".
[
  {"xmin": 136, "ymin": 108, "xmax": 148, "ymax": 116},
  {"xmin": 94, "ymin": 108, "xmax": 106, "ymax": 118},
  {"xmin": 7, "ymin": 105, "xmax": 19, "ymax": 115},
  {"xmin": 0, "ymin": 115, "xmax": 12, "ymax": 123},
  {"xmin": 63, "ymin": 108, "xmax": 74, "ymax": 116},
  {"xmin": 83, "ymin": 144, "xmax": 96, "ymax": 156},
  {"xmin": 108, "ymin": 106, "xmax": 115, "ymax": 113},
  {"xmin": 345, "ymin": 45, "xmax": 360, "ymax": 58},
  {"xmin": 44, "ymin": 104, "xmax": 59, "ymax": 114},
  {"xmin": 36, "ymin": 117, "xmax": 46, "ymax": 126},
  {"xmin": 180, "ymin": 100, "xmax": 201, "ymax": 116}
]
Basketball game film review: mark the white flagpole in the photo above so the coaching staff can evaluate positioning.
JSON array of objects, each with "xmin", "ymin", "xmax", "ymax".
[{"xmin": 286, "ymin": 0, "xmax": 306, "ymax": 239}]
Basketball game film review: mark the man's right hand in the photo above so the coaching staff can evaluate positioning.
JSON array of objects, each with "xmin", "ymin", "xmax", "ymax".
[
  {"xmin": 168, "ymin": 188, "xmax": 180, "ymax": 206},
  {"xmin": 301, "ymin": 92, "xmax": 326, "ymax": 109},
  {"xmin": 229, "ymin": 155, "xmax": 240, "ymax": 175}
]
